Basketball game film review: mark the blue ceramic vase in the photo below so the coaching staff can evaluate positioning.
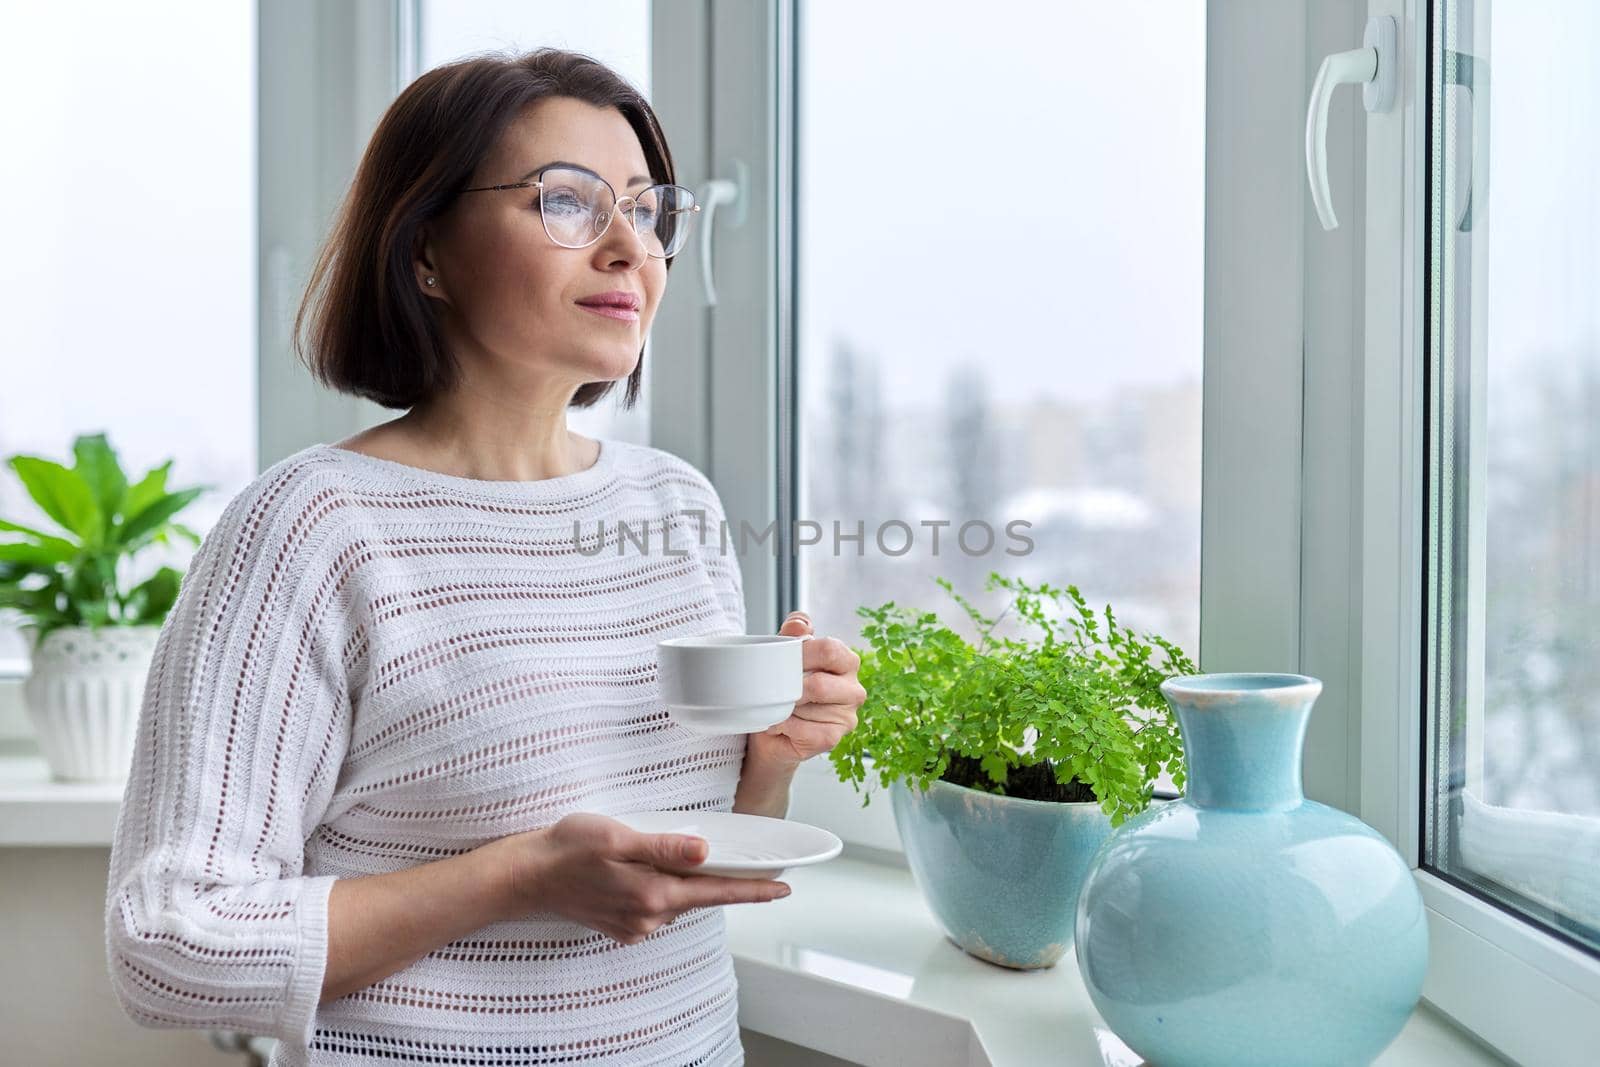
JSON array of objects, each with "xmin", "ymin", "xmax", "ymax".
[
  {"xmin": 890, "ymin": 777, "xmax": 1119, "ymax": 969},
  {"xmin": 1074, "ymin": 674, "xmax": 1428, "ymax": 1067}
]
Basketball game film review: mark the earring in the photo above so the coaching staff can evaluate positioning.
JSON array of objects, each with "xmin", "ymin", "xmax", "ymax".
[{"xmin": 425, "ymin": 276, "xmax": 437, "ymax": 287}]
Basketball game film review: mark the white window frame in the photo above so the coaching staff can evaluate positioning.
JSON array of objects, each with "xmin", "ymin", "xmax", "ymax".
[
  {"xmin": 1353, "ymin": 1, "xmax": 1600, "ymax": 1062},
  {"xmin": 650, "ymin": 0, "xmax": 790, "ymax": 641},
  {"xmin": 258, "ymin": 0, "xmax": 409, "ymax": 467},
  {"xmin": 649, "ymin": 0, "xmax": 910, "ymax": 851},
  {"xmin": 667, "ymin": 0, "xmax": 1334, "ymax": 860},
  {"xmin": 654, "ymin": 1, "xmax": 1331, "ymax": 858},
  {"xmin": 663, "ymin": 0, "xmax": 1600, "ymax": 1061}
]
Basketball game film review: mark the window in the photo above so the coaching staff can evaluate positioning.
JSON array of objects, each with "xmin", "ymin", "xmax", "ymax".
[
  {"xmin": 0, "ymin": 3, "xmax": 256, "ymax": 676},
  {"xmin": 666, "ymin": 0, "xmax": 1600, "ymax": 1056},
  {"xmin": 1422, "ymin": 0, "xmax": 1600, "ymax": 955},
  {"xmin": 417, "ymin": 0, "xmax": 654, "ymax": 449},
  {"xmin": 794, "ymin": 1, "xmax": 1206, "ymax": 807}
]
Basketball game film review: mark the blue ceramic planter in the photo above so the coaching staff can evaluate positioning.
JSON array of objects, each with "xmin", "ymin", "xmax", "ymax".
[
  {"xmin": 1075, "ymin": 674, "xmax": 1428, "ymax": 1067},
  {"xmin": 890, "ymin": 776, "xmax": 1125, "ymax": 969}
]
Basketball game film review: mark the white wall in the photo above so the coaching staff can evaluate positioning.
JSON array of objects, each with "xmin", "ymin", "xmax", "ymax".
[{"xmin": 0, "ymin": 849, "xmax": 235, "ymax": 1066}]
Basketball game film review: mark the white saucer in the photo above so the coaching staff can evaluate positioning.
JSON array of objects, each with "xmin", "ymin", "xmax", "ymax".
[{"xmin": 609, "ymin": 810, "xmax": 843, "ymax": 879}]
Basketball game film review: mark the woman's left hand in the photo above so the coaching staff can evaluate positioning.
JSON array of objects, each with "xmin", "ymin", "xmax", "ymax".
[{"xmin": 744, "ymin": 610, "xmax": 866, "ymax": 769}]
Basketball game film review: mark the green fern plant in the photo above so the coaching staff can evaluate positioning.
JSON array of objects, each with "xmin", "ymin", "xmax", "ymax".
[{"xmin": 830, "ymin": 571, "xmax": 1196, "ymax": 827}]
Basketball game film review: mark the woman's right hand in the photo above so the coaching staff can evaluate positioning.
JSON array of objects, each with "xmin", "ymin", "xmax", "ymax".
[{"xmin": 492, "ymin": 813, "xmax": 792, "ymax": 946}]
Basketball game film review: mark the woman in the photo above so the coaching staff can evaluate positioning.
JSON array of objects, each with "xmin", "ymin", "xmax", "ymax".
[{"xmin": 105, "ymin": 49, "xmax": 865, "ymax": 1066}]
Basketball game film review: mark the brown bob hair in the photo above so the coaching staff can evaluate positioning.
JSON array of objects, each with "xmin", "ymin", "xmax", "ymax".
[{"xmin": 294, "ymin": 48, "xmax": 675, "ymax": 411}]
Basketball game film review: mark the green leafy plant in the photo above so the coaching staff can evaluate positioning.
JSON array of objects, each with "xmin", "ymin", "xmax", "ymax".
[
  {"xmin": 830, "ymin": 571, "xmax": 1198, "ymax": 827},
  {"xmin": 0, "ymin": 433, "xmax": 208, "ymax": 643}
]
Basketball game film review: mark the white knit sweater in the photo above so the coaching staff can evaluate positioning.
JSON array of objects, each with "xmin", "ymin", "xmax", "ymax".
[{"xmin": 105, "ymin": 439, "xmax": 755, "ymax": 1066}]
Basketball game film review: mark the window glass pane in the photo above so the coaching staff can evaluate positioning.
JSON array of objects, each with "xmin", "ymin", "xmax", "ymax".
[
  {"xmin": 796, "ymin": 1, "xmax": 1205, "ymax": 793},
  {"xmin": 0, "ymin": 4, "xmax": 256, "ymax": 671},
  {"xmin": 418, "ymin": 0, "xmax": 653, "ymax": 449},
  {"xmin": 1424, "ymin": 0, "xmax": 1600, "ymax": 955}
]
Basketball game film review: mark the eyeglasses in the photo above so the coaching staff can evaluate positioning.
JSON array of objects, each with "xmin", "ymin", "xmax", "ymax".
[{"xmin": 462, "ymin": 163, "xmax": 698, "ymax": 259}]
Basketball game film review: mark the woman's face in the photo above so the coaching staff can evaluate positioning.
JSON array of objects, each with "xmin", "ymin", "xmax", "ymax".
[{"xmin": 416, "ymin": 96, "xmax": 668, "ymax": 395}]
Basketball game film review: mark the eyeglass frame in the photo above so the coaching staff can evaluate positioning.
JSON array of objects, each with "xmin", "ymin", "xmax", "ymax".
[{"xmin": 460, "ymin": 163, "xmax": 700, "ymax": 259}]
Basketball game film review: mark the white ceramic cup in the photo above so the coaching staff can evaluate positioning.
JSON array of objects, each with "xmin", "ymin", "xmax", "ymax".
[{"xmin": 656, "ymin": 634, "xmax": 808, "ymax": 735}]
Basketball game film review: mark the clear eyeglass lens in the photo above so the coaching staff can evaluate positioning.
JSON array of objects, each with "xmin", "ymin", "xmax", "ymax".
[
  {"xmin": 537, "ymin": 167, "xmax": 692, "ymax": 258},
  {"xmin": 637, "ymin": 184, "xmax": 693, "ymax": 258},
  {"xmin": 537, "ymin": 169, "xmax": 611, "ymax": 248}
]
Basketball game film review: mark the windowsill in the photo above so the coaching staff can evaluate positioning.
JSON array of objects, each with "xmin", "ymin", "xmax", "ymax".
[
  {"xmin": 0, "ymin": 739, "xmax": 1507, "ymax": 1066},
  {"xmin": 725, "ymin": 849, "xmax": 1510, "ymax": 1067},
  {"xmin": 0, "ymin": 738, "xmax": 124, "ymax": 846}
]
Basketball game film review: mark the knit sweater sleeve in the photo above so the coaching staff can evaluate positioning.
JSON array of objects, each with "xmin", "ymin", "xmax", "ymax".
[{"xmin": 105, "ymin": 467, "xmax": 351, "ymax": 1046}]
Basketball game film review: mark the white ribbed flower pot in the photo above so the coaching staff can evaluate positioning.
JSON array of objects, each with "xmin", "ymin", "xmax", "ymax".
[{"xmin": 23, "ymin": 625, "xmax": 160, "ymax": 782}]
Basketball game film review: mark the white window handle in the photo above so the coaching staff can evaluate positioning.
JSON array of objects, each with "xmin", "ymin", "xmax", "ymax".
[
  {"xmin": 697, "ymin": 161, "xmax": 746, "ymax": 307},
  {"xmin": 1306, "ymin": 15, "xmax": 1398, "ymax": 230},
  {"xmin": 1445, "ymin": 49, "xmax": 1490, "ymax": 232}
]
